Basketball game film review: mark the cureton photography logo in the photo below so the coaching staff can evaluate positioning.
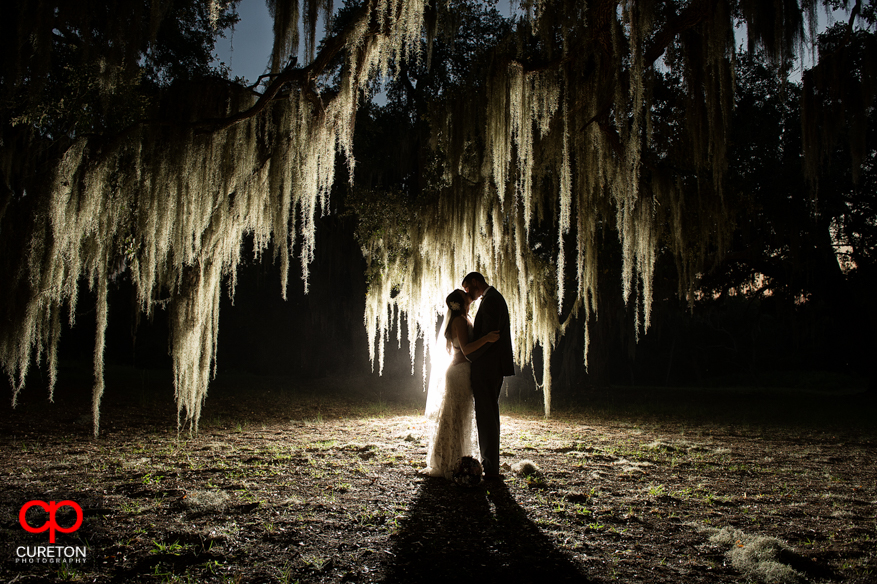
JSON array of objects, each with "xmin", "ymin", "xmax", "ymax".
[{"xmin": 14, "ymin": 500, "xmax": 87, "ymax": 565}]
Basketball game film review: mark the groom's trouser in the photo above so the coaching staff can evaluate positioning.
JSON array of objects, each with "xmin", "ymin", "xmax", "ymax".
[{"xmin": 471, "ymin": 368, "xmax": 503, "ymax": 475}]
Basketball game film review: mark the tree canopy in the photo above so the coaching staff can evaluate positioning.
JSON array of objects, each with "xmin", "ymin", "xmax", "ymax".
[{"xmin": 1, "ymin": 0, "xmax": 874, "ymax": 435}]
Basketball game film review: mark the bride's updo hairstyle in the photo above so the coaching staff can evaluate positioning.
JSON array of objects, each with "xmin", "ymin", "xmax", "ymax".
[{"xmin": 444, "ymin": 289, "xmax": 467, "ymax": 351}]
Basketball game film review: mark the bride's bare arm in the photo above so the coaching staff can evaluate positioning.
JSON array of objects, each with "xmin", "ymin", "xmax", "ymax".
[{"xmin": 453, "ymin": 316, "xmax": 499, "ymax": 357}]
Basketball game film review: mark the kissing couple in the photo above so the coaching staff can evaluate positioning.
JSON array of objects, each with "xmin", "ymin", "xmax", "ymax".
[{"xmin": 423, "ymin": 272, "xmax": 515, "ymax": 481}]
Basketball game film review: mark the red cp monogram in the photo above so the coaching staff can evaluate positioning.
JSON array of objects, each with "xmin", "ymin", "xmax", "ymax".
[{"xmin": 19, "ymin": 500, "xmax": 83, "ymax": 543}]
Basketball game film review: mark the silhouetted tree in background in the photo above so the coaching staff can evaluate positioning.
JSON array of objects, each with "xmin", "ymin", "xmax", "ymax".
[{"xmin": 2, "ymin": 0, "xmax": 874, "ymax": 435}]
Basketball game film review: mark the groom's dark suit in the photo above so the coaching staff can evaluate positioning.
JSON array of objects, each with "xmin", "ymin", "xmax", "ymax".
[{"xmin": 468, "ymin": 286, "xmax": 514, "ymax": 476}]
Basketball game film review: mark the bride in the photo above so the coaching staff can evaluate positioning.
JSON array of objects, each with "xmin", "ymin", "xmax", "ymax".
[{"xmin": 423, "ymin": 289, "xmax": 499, "ymax": 479}]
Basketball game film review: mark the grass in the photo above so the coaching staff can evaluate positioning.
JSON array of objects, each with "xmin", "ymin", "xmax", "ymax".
[
  {"xmin": 3, "ymin": 368, "xmax": 874, "ymax": 584},
  {"xmin": 277, "ymin": 561, "xmax": 299, "ymax": 584},
  {"xmin": 55, "ymin": 564, "xmax": 81, "ymax": 581},
  {"xmin": 647, "ymin": 483, "xmax": 667, "ymax": 497},
  {"xmin": 300, "ymin": 554, "xmax": 329, "ymax": 570},
  {"xmin": 142, "ymin": 472, "xmax": 164, "ymax": 485},
  {"xmin": 151, "ymin": 540, "xmax": 185, "ymax": 555},
  {"xmin": 308, "ymin": 439, "xmax": 337, "ymax": 450}
]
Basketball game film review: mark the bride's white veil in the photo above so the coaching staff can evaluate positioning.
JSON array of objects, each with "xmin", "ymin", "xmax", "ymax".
[{"xmin": 424, "ymin": 307, "xmax": 452, "ymax": 420}]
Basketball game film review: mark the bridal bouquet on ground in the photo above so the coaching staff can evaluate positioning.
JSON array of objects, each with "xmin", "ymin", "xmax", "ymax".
[{"xmin": 453, "ymin": 456, "xmax": 483, "ymax": 487}]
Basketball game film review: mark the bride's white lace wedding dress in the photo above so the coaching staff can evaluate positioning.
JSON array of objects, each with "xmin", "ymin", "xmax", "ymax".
[{"xmin": 423, "ymin": 321, "xmax": 480, "ymax": 479}]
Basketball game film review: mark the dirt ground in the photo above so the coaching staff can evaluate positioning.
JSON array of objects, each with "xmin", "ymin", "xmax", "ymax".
[{"xmin": 1, "ymin": 368, "xmax": 875, "ymax": 583}]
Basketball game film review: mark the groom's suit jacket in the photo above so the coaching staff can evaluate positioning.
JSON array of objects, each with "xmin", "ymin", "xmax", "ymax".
[{"xmin": 468, "ymin": 286, "xmax": 515, "ymax": 378}]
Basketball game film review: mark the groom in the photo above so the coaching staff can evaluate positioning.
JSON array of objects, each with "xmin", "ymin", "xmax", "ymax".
[{"xmin": 462, "ymin": 272, "xmax": 514, "ymax": 480}]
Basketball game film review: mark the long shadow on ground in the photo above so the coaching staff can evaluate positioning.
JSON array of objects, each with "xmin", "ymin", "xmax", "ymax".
[{"xmin": 384, "ymin": 477, "xmax": 589, "ymax": 583}]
